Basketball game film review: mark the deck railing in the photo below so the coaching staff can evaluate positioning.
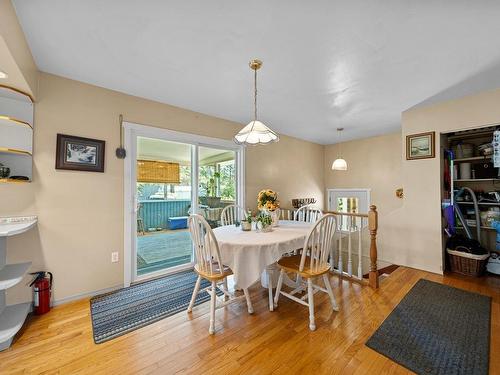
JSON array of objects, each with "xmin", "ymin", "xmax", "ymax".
[
  {"xmin": 279, "ymin": 205, "xmax": 379, "ymax": 289},
  {"xmin": 139, "ymin": 200, "xmax": 191, "ymax": 230},
  {"xmin": 138, "ymin": 199, "xmax": 235, "ymax": 230}
]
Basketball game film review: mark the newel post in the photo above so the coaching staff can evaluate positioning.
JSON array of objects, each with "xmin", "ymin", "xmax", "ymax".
[{"xmin": 368, "ymin": 205, "xmax": 379, "ymax": 289}]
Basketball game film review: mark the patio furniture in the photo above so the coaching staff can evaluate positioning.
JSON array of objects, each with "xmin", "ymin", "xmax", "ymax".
[
  {"xmin": 220, "ymin": 204, "xmax": 247, "ymax": 226},
  {"xmin": 188, "ymin": 205, "xmax": 221, "ymax": 228},
  {"xmin": 187, "ymin": 214, "xmax": 253, "ymax": 335},
  {"xmin": 274, "ymin": 214, "xmax": 339, "ymax": 331}
]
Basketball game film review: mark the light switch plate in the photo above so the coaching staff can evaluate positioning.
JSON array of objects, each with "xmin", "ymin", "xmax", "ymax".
[{"xmin": 111, "ymin": 252, "xmax": 119, "ymax": 263}]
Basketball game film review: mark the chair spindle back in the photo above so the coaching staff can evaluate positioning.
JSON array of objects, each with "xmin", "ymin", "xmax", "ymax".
[
  {"xmin": 294, "ymin": 204, "xmax": 323, "ymax": 223},
  {"xmin": 300, "ymin": 214, "xmax": 337, "ymax": 273},
  {"xmin": 189, "ymin": 214, "xmax": 223, "ymax": 276},
  {"xmin": 220, "ymin": 204, "xmax": 247, "ymax": 226}
]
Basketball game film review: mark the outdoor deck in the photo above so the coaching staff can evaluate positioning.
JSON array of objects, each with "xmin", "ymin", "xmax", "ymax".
[
  {"xmin": 137, "ymin": 230, "xmax": 192, "ymax": 275},
  {"xmin": 136, "ymin": 200, "xmax": 231, "ymax": 276},
  {"xmin": 137, "ymin": 200, "xmax": 192, "ymax": 275}
]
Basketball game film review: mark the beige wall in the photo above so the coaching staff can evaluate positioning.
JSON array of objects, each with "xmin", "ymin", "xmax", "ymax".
[
  {"xmin": 324, "ymin": 132, "xmax": 404, "ymax": 267},
  {"xmin": 1, "ymin": 72, "xmax": 324, "ymax": 303},
  {"xmin": 0, "ymin": 0, "xmax": 38, "ymax": 97},
  {"xmin": 323, "ymin": 88, "xmax": 500, "ymax": 274},
  {"xmin": 401, "ymin": 87, "xmax": 500, "ymax": 274}
]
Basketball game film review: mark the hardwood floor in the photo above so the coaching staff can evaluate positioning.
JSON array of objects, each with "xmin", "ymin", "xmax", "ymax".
[{"xmin": 1, "ymin": 267, "xmax": 498, "ymax": 374}]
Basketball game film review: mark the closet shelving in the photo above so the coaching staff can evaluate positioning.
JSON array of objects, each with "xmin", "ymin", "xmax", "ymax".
[
  {"xmin": 456, "ymin": 201, "xmax": 500, "ymax": 206},
  {"xmin": 442, "ymin": 125, "xmax": 500, "ymax": 259},
  {"xmin": 453, "ymin": 156, "xmax": 492, "ymax": 163},
  {"xmin": 454, "ymin": 178, "xmax": 500, "ymax": 182}
]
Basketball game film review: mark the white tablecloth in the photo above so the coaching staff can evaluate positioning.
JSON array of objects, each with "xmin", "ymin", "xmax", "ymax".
[{"xmin": 212, "ymin": 220, "xmax": 312, "ymax": 289}]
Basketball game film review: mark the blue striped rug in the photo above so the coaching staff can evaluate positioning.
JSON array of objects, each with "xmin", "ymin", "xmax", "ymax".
[{"xmin": 90, "ymin": 270, "xmax": 215, "ymax": 344}]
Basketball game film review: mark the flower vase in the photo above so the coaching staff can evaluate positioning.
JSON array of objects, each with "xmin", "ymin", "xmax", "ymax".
[
  {"xmin": 258, "ymin": 221, "xmax": 273, "ymax": 232},
  {"xmin": 261, "ymin": 209, "xmax": 279, "ymax": 227},
  {"xmin": 271, "ymin": 208, "xmax": 280, "ymax": 227}
]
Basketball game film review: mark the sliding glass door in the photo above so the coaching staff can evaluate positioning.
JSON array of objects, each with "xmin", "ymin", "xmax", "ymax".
[
  {"xmin": 124, "ymin": 123, "xmax": 244, "ymax": 284},
  {"xmin": 135, "ymin": 137, "xmax": 194, "ymax": 277},
  {"xmin": 198, "ymin": 146, "xmax": 237, "ymax": 230}
]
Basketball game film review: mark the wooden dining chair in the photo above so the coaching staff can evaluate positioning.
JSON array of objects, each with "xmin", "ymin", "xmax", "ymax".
[
  {"xmin": 187, "ymin": 214, "xmax": 253, "ymax": 334},
  {"xmin": 220, "ymin": 204, "xmax": 247, "ymax": 226},
  {"xmin": 274, "ymin": 214, "xmax": 339, "ymax": 331},
  {"xmin": 294, "ymin": 204, "xmax": 323, "ymax": 223}
]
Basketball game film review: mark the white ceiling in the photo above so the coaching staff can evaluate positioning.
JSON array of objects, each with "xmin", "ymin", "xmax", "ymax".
[{"xmin": 12, "ymin": 1, "xmax": 500, "ymax": 144}]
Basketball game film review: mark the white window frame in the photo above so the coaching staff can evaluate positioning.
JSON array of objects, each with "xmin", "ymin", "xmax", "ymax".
[{"xmin": 123, "ymin": 121, "xmax": 245, "ymax": 286}]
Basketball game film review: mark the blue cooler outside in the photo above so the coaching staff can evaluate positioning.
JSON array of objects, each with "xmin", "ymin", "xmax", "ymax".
[{"xmin": 168, "ymin": 216, "xmax": 188, "ymax": 230}]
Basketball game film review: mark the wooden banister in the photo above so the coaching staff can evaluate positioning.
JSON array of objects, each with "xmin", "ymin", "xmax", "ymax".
[
  {"xmin": 324, "ymin": 210, "xmax": 369, "ymax": 218},
  {"xmin": 368, "ymin": 205, "xmax": 379, "ymax": 289}
]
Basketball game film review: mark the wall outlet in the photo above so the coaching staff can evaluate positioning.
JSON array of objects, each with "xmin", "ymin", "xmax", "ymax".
[{"xmin": 111, "ymin": 252, "xmax": 119, "ymax": 263}]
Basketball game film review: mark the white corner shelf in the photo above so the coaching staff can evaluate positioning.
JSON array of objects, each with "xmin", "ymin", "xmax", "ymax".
[
  {"xmin": 0, "ymin": 216, "xmax": 37, "ymax": 237},
  {"xmin": 0, "ymin": 215, "xmax": 37, "ymax": 351},
  {"xmin": 0, "ymin": 302, "xmax": 31, "ymax": 350},
  {"xmin": 0, "ymin": 85, "xmax": 34, "ymax": 183},
  {"xmin": 0, "ymin": 262, "xmax": 32, "ymax": 290}
]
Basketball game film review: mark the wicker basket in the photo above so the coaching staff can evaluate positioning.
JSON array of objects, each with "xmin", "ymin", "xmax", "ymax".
[{"xmin": 446, "ymin": 248, "xmax": 489, "ymax": 277}]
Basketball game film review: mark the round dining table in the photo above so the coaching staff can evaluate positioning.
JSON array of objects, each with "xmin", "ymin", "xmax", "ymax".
[{"xmin": 212, "ymin": 220, "xmax": 312, "ymax": 310}]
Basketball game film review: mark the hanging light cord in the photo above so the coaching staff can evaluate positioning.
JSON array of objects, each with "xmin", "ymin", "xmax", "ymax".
[
  {"xmin": 254, "ymin": 67, "xmax": 258, "ymax": 121},
  {"xmin": 338, "ymin": 128, "xmax": 343, "ymax": 158}
]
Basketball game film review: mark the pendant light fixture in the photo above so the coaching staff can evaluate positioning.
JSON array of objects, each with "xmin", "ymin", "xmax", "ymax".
[
  {"xmin": 234, "ymin": 59, "xmax": 279, "ymax": 145},
  {"xmin": 332, "ymin": 127, "xmax": 348, "ymax": 171}
]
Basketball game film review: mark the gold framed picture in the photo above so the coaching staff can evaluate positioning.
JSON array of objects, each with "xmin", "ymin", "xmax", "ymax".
[{"xmin": 406, "ymin": 131, "xmax": 435, "ymax": 160}]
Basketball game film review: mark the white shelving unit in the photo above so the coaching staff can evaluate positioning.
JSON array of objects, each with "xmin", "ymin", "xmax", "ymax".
[
  {"xmin": 0, "ymin": 216, "xmax": 37, "ymax": 351},
  {"xmin": 0, "ymin": 86, "xmax": 34, "ymax": 182}
]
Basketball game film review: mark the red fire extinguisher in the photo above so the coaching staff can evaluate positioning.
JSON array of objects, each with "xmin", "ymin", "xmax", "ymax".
[{"xmin": 29, "ymin": 271, "xmax": 53, "ymax": 315}]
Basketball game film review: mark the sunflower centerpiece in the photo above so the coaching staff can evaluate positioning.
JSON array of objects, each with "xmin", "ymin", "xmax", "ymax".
[{"xmin": 257, "ymin": 189, "xmax": 280, "ymax": 227}]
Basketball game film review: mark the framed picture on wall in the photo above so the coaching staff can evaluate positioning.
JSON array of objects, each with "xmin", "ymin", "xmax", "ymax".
[
  {"xmin": 55, "ymin": 134, "xmax": 105, "ymax": 172},
  {"xmin": 406, "ymin": 131, "xmax": 435, "ymax": 160}
]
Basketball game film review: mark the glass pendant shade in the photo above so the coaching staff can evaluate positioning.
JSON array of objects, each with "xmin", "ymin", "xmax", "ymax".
[
  {"xmin": 234, "ymin": 59, "xmax": 279, "ymax": 146},
  {"xmin": 332, "ymin": 158, "xmax": 348, "ymax": 171},
  {"xmin": 331, "ymin": 127, "xmax": 348, "ymax": 170},
  {"xmin": 234, "ymin": 120, "xmax": 279, "ymax": 145}
]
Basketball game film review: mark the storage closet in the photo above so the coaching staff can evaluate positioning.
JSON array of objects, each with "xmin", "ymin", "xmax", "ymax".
[{"xmin": 441, "ymin": 125, "xmax": 500, "ymax": 276}]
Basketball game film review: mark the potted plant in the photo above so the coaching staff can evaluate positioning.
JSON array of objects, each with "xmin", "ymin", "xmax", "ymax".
[
  {"xmin": 256, "ymin": 211, "xmax": 273, "ymax": 232},
  {"xmin": 200, "ymin": 171, "xmax": 222, "ymax": 207}
]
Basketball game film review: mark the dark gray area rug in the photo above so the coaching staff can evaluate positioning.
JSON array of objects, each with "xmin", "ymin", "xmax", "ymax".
[
  {"xmin": 366, "ymin": 279, "xmax": 491, "ymax": 375},
  {"xmin": 90, "ymin": 270, "xmax": 216, "ymax": 344}
]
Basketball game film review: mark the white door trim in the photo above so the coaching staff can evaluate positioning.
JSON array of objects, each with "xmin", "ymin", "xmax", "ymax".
[{"xmin": 123, "ymin": 122, "xmax": 245, "ymax": 287}]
